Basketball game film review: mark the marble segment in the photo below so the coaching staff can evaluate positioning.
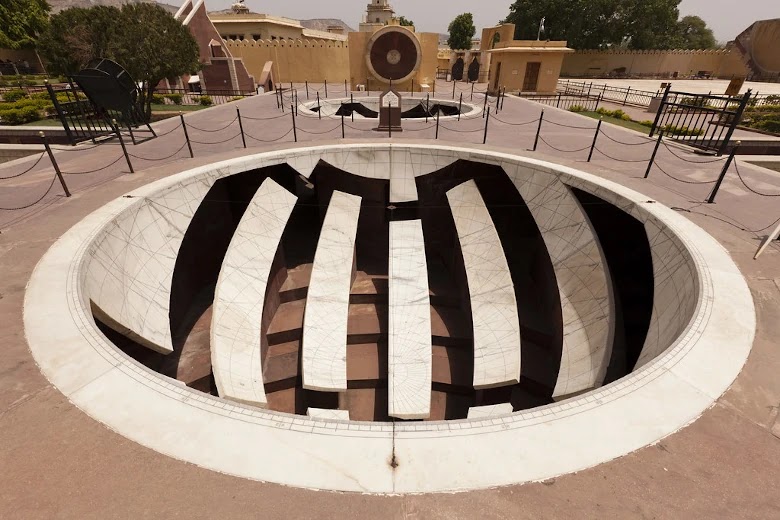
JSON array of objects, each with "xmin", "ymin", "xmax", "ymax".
[
  {"xmin": 388, "ymin": 220, "xmax": 433, "ymax": 419},
  {"xmin": 302, "ymin": 190, "xmax": 362, "ymax": 392},
  {"xmin": 505, "ymin": 165, "xmax": 614, "ymax": 399},
  {"xmin": 307, "ymin": 408, "xmax": 351, "ymax": 420},
  {"xmin": 467, "ymin": 403, "xmax": 514, "ymax": 419},
  {"xmin": 210, "ymin": 179, "xmax": 297, "ymax": 407},
  {"xmin": 635, "ymin": 220, "xmax": 699, "ymax": 368},
  {"xmin": 85, "ymin": 172, "xmax": 220, "ymax": 354},
  {"xmin": 446, "ymin": 180, "xmax": 522, "ymax": 389},
  {"xmin": 25, "ymin": 144, "xmax": 755, "ymax": 493},
  {"xmin": 284, "ymin": 146, "xmax": 456, "ymax": 197}
]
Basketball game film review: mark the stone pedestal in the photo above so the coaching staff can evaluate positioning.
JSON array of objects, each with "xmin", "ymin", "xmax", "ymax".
[{"xmin": 376, "ymin": 89, "xmax": 403, "ymax": 133}]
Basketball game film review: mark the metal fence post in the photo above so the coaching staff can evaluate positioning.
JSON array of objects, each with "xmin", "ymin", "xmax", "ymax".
[
  {"xmin": 719, "ymin": 90, "xmax": 751, "ymax": 156},
  {"xmin": 112, "ymin": 119, "xmax": 134, "ymax": 174},
  {"xmin": 483, "ymin": 107, "xmax": 491, "ymax": 144},
  {"xmin": 275, "ymin": 86, "xmax": 280, "ymax": 109},
  {"xmin": 180, "ymin": 113, "xmax": 194, "ymax": 158},
  {"xmin": 556, "ymin": 92, "xmax": 562, "ymax": 108},
  {"xmin": 501, "ymin": 87, "xmax": 507, "ymax": 110},
  {"xmin": 317, "ymin": 92, "xmax": 321, "ymax": 120},
  {"xmin": 280, "ymin": 88, "xmax": 285, "ymax": 113},
  {"xmin": 707, "ymin": 141, "xmax": 740, "ymax": 203},
  {"xmin": 533, "ymin": 110, "xmax": 544, "ymax": 151},
  {"xmin": 237, "ymin": 107, "xmax": 247, "ymax": 148},
  {"xmin": 649, "ymin": 84, "xmax": 672, "ymax": 137},
  {"xmin": 345, "ymin": 79, "xmax": 348, "ymax": 97},
  {"xmin": 350, "ymin": 93, "xmax": 355, "ymax": 122},
  {"xmin": 588, "ymin": 117, "xmax": 603, "ymax": 162},
  {"xmin": 644, "ymin": 132, "xmax": 664, "ymax": 178},
  {"xmin": 305, "ymin": 81, "xmax": 309, "ymax": 100},
  {"xmin": 458, "ymin": 92, "xmax": 463, "ymax": 121},
  {"xmin": 483, "ymin": 91, "xmax": 488, "ymax": 117},
  {"xmin": 624, "ymin": 86, "xmax": 631, "ymax": 106},
  {"xmin": 594, "ymin": 92, "xmax": 603, "ymax": 111},
  {"xmin": 291, "ymin": 104, "xmax": 298, "ymax": 142},
  {"xmin": 39, "ymin": 131, "xmax": 70, "ymax": 197},
  {"xmin": 426, "ymin": 93, "xmax": 430, "ymax": 123},
  {"xmin": 452, "ymin": 80, "xmax": 456, "ymax": 100},
  {"xmin": 388, "ymin": 100, "xmax": 392, "ymax": 139},
  {"xmin": 341, "ymin": 103, "xmax": 345, "ymax": 139},
  {"xmin": 436, "ymin": 107, "xmax": 440, "ymax": 139},
  {"xmin": 470, "ymin": 82, "xmax": 475, "ymax": 101},
  {"xmin": 324, "ymin": 79, "xmax": 328, "ymax": 98}
]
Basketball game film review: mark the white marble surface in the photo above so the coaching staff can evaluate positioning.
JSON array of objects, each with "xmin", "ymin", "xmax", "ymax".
[
  {"xmin": 302, "ymin": 190, "xmax": 362, "ymax": 392},
  {"xmin": 467, "ymin": 403, "xmax": 514, "ymax": 419},
  {"xmin": 388, "ymin": 220, "xmax": 432, "ymax": 419},
  {"xmin": 635, "ymin": 220, "xmax": 699, "ymax": 368},
  {"xmin": 85, "ymin": 172, "xmax": 220, "ymax": 353},
  {"xmin": 211, "ymin": 179, "xmax": 297, "ymax": 407},
  {"xmin": 307, "ymin": 408, "xmax": 351, "ymax": 420},
  {"xmin": 285, "ymin": 145, "xmax": 456, "ymax": 205},
  {"xmin": 504, "ymin": 164, "xmax": 614, "ymax": 398},
  {"xmin": 24, "ymin": 144, "xmax": 755, "ymax": 493},
  {"xmin": 447, "ymin": 180, "xmax": 522, "ymax": 389}
]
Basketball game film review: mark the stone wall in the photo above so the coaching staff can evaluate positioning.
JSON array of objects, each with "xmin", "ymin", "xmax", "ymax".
[
  {"xmin": 561, "ymin": 49, "xmax": 748, "ymax": 79},
  {"xmin": 225, "ymin": 38, "xmax": 351, "ymax": 84}
]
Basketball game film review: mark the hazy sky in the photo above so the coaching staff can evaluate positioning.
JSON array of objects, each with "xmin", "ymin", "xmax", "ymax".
[{"xmin": 185, "ymin": 0, "xmax": 778, "ymax": 42}]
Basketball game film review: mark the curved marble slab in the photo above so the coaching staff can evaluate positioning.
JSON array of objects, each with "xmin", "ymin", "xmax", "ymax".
[
  {"xmin": 504, "ymin": 165, "xmax": 614, "ymax": 398},
  {"xmin": 285, "ymin": 145, "xmax": 457, "ymax": 203},
  {"xmin": 467, "ymin": 403, "xmax": 514, "ymax": 419},
  {"xmin": 635, "ymin": 220, "xmax": 699, "ymax": 369},
  {"xmin": 210, "ymin": 179, "xmax": 297, "ymax": 407},
  {"xmin": 388, "ymin": 220, "xmax": 432, "ymax": 419},
  {"xmin": 307, "ymin": 408, "xmax": 350, "ymax": 420},
  {"xmin": 447, "ymin": 180, "xmax": 522, "ymax": 389},
  {"xmin": 302, "ymin": 190, "xmax": 362, "ymax": 392},
  {"xmin": 85, "ymin": 172, "xmax": 221, "ymax": 354}
]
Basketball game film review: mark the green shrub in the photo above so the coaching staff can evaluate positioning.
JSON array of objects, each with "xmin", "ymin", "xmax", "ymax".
[
  {"xmin": 0, "ymin": 106, "xmax": 41, "ymax": 125},
  {"xmin": 639, "ymin": 120, "xmax": 655, "ymax": 127},
  {"xmin": 151, "ymin": 94, "xmax": 166, "ymax": 104},
  {"xmin": 593, "ymin": 107, "xmax": 633, "ymax": 121},
  {"xmin": 3, "ymin": 89, "xmax": 28, "ymax": 103},
  {"xmin": 754, "ymin": 120, "xmax": 780, "ymax": 134},
  {"xmin": 659, "ymin": 124, "xmax": 704, "ymax": 137},
  {"xmin": 165, "ymin": 93, "xmax": 183, "ymax": 105},
  {"xmin": 568, "ymin": 105, "xmax": 586, "ymax": 113},
  {"xmin": 199, "ymin": 95, "xmax": 213, "ymax": 106}
]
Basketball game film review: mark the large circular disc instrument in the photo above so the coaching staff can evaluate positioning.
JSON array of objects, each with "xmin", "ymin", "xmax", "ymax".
[{"xmin": 366, "ymin": 26, "xmax": 422, "ymax": 84}]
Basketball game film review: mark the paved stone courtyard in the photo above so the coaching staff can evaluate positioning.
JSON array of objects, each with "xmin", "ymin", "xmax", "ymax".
[{"xmin": 1, "ymin": 80, "xmax": 780, "ymax": 518}]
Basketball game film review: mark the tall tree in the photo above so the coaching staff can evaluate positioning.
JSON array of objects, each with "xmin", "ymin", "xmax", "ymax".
[
  {"xmin": 37, "ymin": 6, "xmax": 122, "ymax": 74},
  {"xmin": 673, "ymin": 15, "xmax": 717, "ymax": 49},
  {"xmin": 619, "ymin": 0, "xmax": 681, "ymax": 50},
  {"xmin": 503, "ymin": 0, "xmax": 687, "ymax": 50},
  {"xmin": 112, "ymin": 3, "xmax": 200, "ymax": 118},
  {"xmin": 0, "ymin": 0, "xmax": 50, "ymax": 50},
  {"xmin": 447, "ymin": 13, "xmax": 476, "ymax": 50},
  {"xmin": 38, "ymin": 4, "xmax": 200, "ymax": 119},
  {"xmin": 398, "ymin": 16, "xmax": 414, "ymax": 27}
]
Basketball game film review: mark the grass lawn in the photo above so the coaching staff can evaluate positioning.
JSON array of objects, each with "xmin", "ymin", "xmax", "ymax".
[
  {"xmin": 21, "ymin": 118, "xmax": 65, "ymax": 127},
  {"xmin": 150, "ymin": 104, "xmax": 207, "ymax": 112},
  {"xmin": 576, "ymin": 111, "xmax": 652, "ymax": 134},
  {"xmin": 15, "ymin": 104, "xmax": 204, "ymax": 127}
]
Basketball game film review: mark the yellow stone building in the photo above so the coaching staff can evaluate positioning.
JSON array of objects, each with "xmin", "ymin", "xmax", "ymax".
[{"xmin": 482, "ymin": 24, "xmax": 574, "ymax": 93}]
